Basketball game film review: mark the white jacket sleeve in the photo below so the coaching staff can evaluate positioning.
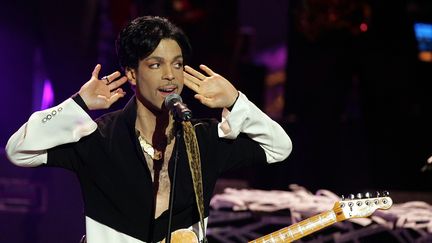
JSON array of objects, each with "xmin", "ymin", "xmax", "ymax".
[
  {"xmin": 5, "ymin": 98, "xmax": 97, "ymax": 167},
  {"xmin": 217, "ymin": 92, "xmax": 292, "ymax": 163}
]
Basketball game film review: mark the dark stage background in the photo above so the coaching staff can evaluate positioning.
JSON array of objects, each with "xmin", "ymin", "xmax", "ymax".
[{"xmin": 1, "ymin": 0, "xmax": 432, "ymax": 242}]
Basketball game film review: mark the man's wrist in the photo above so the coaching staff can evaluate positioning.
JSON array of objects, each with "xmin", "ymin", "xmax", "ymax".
[
  {"xmin": 71, "ymin": 93, "xmax": 90, "ymax": 112},
  {"xmin": 227, "ymin": 92, "xmax": 239, "ymax": 111}
]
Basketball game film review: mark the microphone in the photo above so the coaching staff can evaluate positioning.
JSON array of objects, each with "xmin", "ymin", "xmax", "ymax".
[{"xmin": 164, "ymin": 93, "xmax": 192, "ymax": 121}]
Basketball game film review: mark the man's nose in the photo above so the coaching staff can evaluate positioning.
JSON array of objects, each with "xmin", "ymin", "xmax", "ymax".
[{"xmin": 163, "ymin": 67, "xmax": 175, "ymax": 81}]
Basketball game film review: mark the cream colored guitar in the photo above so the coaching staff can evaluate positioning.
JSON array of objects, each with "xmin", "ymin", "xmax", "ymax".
[
  {"xmin": 163, "ymin": 193, "xmax": 392, "ymax": 243},
  {"xmin": 249, "ymin": 192, "xmax": 393, "ymax": 243},
  {"xmin": 162, "ymin": 228, "xmax": 199, "ymax": 243}
]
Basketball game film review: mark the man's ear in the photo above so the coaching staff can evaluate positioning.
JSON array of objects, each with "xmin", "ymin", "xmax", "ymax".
[{"xmin": 126, "ymin": 67, "xmax": 137, "ymax": 85}]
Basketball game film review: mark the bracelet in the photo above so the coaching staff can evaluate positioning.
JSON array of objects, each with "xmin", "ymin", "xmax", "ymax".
[
  {"xmin": 227, "ymin": 92, "xmax": 239, "ymax": 111},
  {"xmin": 71, "ymin": 93, "xmax": 90, "ymax": 112}
]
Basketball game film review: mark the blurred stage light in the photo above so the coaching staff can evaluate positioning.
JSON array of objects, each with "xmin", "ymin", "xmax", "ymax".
[
  {"xmin": 360, "ymin": 23, "xmax": 368, "ymax": 32},
  {"xmin": 414, "ymin": 22, "xmax": 432, "ymax": 62},
  {"xmin": 41, "ymin": 79, "xmax": 54, "ymax": 110}
]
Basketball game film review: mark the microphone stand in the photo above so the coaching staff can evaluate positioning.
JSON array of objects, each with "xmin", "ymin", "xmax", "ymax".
[{"xmin": 165, "ymin": 120, "xmax": 182, "ymax": 243}]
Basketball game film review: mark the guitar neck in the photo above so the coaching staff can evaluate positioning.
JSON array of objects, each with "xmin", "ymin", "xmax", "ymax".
[{"xmin": 249, "ymin": 210, "xmax": 337, "ymax": 243}]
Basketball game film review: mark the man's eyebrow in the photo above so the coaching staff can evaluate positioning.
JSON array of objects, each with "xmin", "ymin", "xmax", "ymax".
[
  {"xmin": 144, "ymin": 55, "xmax": 183, "ymax": 62},
  {"xmin": 172, "ymin": 55, "xmax": 183, "ymax": 60},
  {"xmin": 144, "ymin": 56, "xmax": 163, "ymax": 62}
]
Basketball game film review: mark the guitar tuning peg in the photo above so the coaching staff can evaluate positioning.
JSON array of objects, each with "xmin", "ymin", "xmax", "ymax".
[
  {"xmin": 365, "ymin": 192, "xmax": 371, "ymax": 198},
  {"xmin": 341, "ymin": 195, "xmax": 345, "ymax": 201},
  {"xmin": 376, "ymin": 191, "xmax": 380, "ymax": 197},
  {"xmin": 382, "ymin": 191, "xmax": 389, "ymax": 196},
  {"xmin": 349, "ymin": 194, "xmax": 355, "ymax": 200},
  {"xmin": 356, "ymin": 193, "xmax": 363, "ymax": 199}
]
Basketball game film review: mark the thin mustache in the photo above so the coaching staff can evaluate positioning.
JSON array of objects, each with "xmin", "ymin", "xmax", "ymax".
[{"xmin": 158, "ymin": 83, "xmax": 179, "ymax": 89}]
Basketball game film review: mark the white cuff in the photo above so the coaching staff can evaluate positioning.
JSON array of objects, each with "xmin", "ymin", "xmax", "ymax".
[
  {"xmin": 6, "ymin": 98, "xmax": 97, "ymax": 166},
  {"xmin": 218, "ymin": 92, "xmax": 248, "ymax": 139},
  {"xmin": 217, "ymin": 92, "xmax": 292, "ymax": 163}
]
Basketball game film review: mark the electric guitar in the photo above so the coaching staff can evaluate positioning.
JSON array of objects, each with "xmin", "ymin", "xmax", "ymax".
[
  {"xmin": 249, "ymin": 192, "xmax": 393, "ymax": 243},
  {"xmin": 163, "ymin": 228, "xmax": 199, "ymax": 243},
  {"xmin": 163, "ymin": 192, "xmax": 392, "ymax": 243}
]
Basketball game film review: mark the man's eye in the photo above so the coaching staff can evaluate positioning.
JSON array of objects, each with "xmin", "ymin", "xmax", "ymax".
[
  {"xmin": 149, "ymin": 63, "xmax": 160, "ymax": 69},
  {"xmin": 174, "ymin": 62, "xmax": 183, "ymax": 69}
]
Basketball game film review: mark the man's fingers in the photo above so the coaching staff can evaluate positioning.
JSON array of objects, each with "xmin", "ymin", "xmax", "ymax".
[
  {"xmin": 194, "ymin": 94, "xmax": 215, "ymax": 108},
  {"xmin": 92, "ymin": 64, "xmax": 102, "ymax": 78},
  {"xmin": 194, "ymin": 94, "xmax": 206, "ymax": 104},
  {"xmin": 184, "ymin": 78, "xmax": 200, "ymax": 94},
  {"xmin": 184, "ymin": 65, "xmax": 207, "ymax": 80},
  {"xmin": 199, "ymin": 64, "xmax": 215, "ymax": 76},
  {"xmin": 112, "ymin": 87, "xmax": 126, "ymax": 96},
  {"xmin": 184, "ymin": 71, "xmax": 201, "ymax": 84},
  {"xmin": 95, "ymin": 89, "xmax": 126, "ymax": 108},
  {"xmin": 107, "ymin": 76, "xmax": 128, "ymax": 91},
  {"xmin": 107, "ymin": 89, "xmax": 126, "ymax": 106},
  {"xmin": 106, "ymin": 71, "xmax": 122, "ymax": 84}
]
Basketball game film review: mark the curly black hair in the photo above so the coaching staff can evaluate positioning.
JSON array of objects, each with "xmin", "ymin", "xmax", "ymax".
[{"xmin": 116, "ymin": 16, "xmax": 192, "ymax": 70}]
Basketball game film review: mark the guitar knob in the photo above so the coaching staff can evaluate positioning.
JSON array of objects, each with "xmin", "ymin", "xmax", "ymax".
[
  {"xmin": 349, "ymin": 194, "xmax": 355, "ymax": 200},
  {"xmin": 365, "ymin": 192, "xmax": 371, "ymax": 198},
  {"xmin": 356, "ymin": 193, "xmax": 363, "ymax": 199}
]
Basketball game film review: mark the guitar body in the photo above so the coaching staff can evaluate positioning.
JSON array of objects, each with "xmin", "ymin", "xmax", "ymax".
[{"xmin": 162, "ymin": 228, "xmax": 199, "ymax": 243}]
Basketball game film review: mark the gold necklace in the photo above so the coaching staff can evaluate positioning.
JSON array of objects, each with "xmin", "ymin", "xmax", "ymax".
[
  {"xmin": 137, "ymin": 135, "xmax": 163, "ymax": 160},
  {"xmin": 135, "ymin": 119, "xmax": 175, "ymax": 160}
]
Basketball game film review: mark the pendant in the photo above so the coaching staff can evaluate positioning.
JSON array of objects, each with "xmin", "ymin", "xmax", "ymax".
[{"xmin": 138, "ymin": 136, "xmax": 163, "ymax": 160}]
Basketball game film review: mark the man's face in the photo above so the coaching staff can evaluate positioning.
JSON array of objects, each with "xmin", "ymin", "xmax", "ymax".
[{"xmin": 127, "ymin": 38, "xmax": 184, "ymax": 110}]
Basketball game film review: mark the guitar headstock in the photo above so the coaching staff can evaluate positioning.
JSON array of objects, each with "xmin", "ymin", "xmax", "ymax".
[{"xmin": 333, "ymin": 191, "xmax": 393, "ymax": 221}]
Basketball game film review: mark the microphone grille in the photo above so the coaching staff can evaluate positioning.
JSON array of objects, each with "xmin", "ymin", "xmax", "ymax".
[{"xmin": 164, "ymin": 93, "xmax": 182, "ymax": 109}]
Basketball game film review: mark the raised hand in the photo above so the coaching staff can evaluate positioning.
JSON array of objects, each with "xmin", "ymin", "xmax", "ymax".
[
  {"xmin": 184, "ymin": 65, "xmax": 238, "ymax": 109},
  {"xmin": 78, "ymin": 64, "xmax": 128, "ymax": 110}
]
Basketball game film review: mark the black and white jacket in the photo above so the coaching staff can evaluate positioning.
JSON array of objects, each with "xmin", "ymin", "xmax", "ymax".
[{"xmin": 6, "ymin": 92, "xmax": 292, "ymax": 242}]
